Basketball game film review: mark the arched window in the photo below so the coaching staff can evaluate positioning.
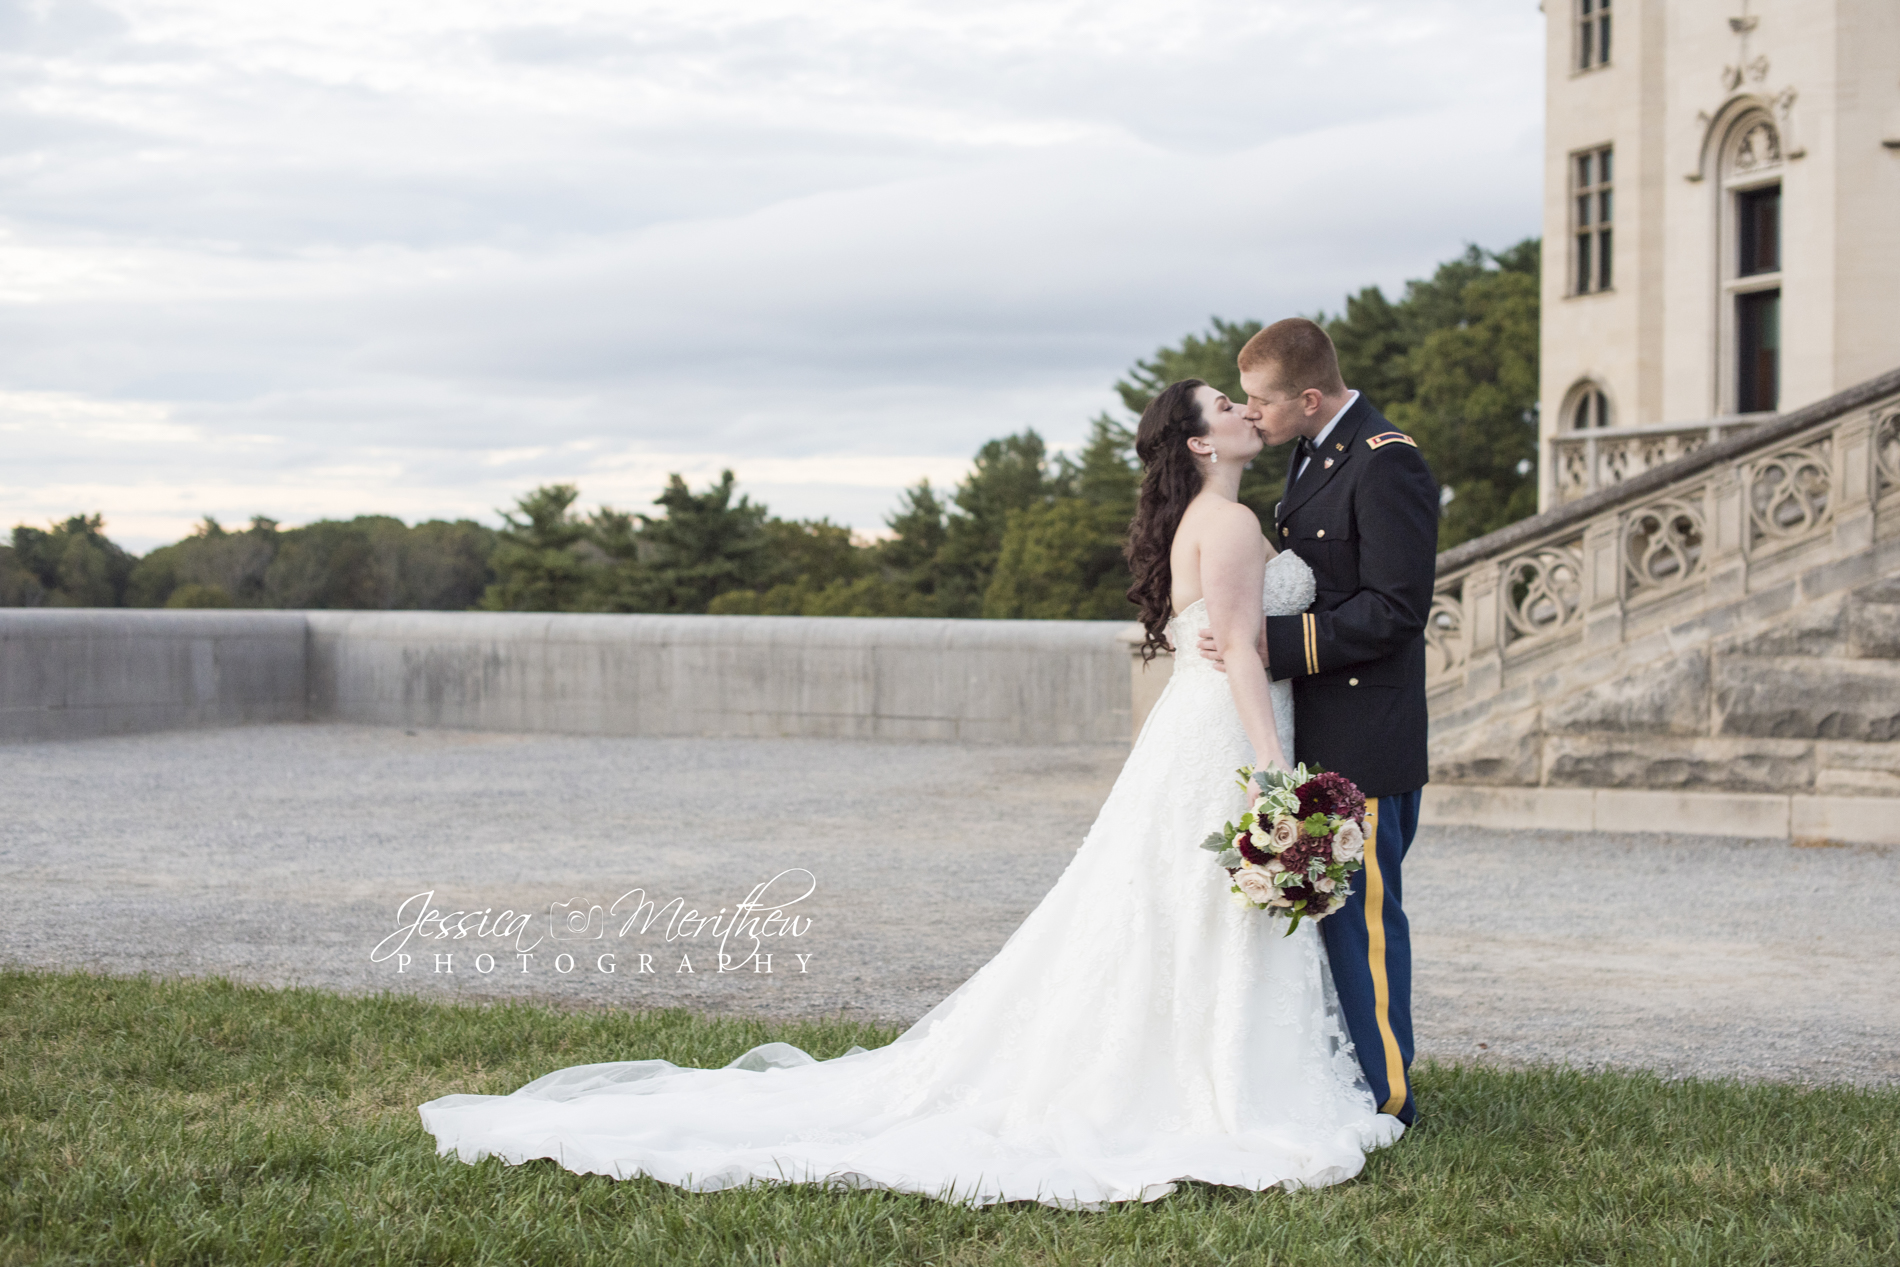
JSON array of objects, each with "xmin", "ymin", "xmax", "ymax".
[
  {"xmin": 1567, "ymin": 381, "xmax": 1612, "ymax": 430},
  {"xmin": 1720, "ymin": 112, "xmax": 1782, "ymax": 414}
]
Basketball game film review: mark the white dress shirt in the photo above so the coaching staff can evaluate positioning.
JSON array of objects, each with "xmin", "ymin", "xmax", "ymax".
[{"xmin": 1295, "ymin": 390, "xmax": 1360, "ymax": 482}]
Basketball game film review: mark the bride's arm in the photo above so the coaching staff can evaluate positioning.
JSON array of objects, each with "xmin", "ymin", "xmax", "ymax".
[{"xmin": 1198, "ymin": 503, "xmax": 1291, "ymax": 773}]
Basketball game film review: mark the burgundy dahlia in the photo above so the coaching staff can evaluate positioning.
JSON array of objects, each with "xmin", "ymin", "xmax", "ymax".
[
  {"xmin": 1295, "ymin": 771, "xmax": 1365, "ymax": 822},
  {"xmin": 1236, "ymin": 832, "xmax": 1272, "ymax": 867}
]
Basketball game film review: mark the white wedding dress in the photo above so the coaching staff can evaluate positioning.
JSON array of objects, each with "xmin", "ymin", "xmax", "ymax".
[{"xmin": 420, "ymin": 551, "xmax": 1402, "ymax": 1207}]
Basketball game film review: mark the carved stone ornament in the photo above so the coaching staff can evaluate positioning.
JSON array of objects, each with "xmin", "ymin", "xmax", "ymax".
[
  {"xmin": 1732, "ymin": 119, "xmax": 1781, "ymax": 170},
  {"xmin": 1723, "ymin": 55, "xmax": 1770, "ymax": 91},
  {"xmin": 1423, "ymin": 589, "xmax": 1467, "ymax": 678},
  {"xmin": 1502, "ymin": 543, "xmax": 1585, "ymax": 646},
  {"xmin": 1624, "ymin": 499, "xmax": 1707, "ymax": 597},
  {"xmin": 1748, "ymin": 443, "xmax": 1833, "ymax": 548},
  {"xmin": 1875, "ymin": 410, "xmax": 1900, "ymax": 498}
]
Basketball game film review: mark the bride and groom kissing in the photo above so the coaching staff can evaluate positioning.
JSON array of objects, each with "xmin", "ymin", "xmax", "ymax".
[{"xmin": 421, "ymin": 318, "xmax": 1442, "ymax": 1208}]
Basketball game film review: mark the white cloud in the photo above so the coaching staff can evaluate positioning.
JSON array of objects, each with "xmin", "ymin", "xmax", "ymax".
[{"xmin": 0, "ymin": 0, "xmax": 1544, "ymax": 551}]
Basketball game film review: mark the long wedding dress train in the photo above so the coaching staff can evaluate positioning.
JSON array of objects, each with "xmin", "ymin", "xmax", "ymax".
[{"xmin": 419, "ymin": 551, "xmax": 1402, "ymax": 1207}]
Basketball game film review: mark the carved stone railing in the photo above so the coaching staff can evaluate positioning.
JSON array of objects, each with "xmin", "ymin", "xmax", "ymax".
[
  {"xmin": 1550, "ymin": 417, "xmax": 1766, "ymax": 504},
  {"xmin": 1431, "ymin": 367, "xmax": 1900, "ymax": 693}
]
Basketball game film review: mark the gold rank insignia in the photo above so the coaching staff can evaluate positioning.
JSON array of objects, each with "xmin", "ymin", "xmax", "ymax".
[{"xmin": 1365, "ymin": 431, "xmax": 1417, "ymax": 450}]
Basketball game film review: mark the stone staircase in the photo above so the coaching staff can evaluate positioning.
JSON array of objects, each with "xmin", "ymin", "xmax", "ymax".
[{"xmin": 1423, "ymin": 366, "xmax": 1900, "ymax": 844}]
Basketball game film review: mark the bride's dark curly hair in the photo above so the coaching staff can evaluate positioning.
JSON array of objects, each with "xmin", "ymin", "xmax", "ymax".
[{"xmin": 1124, "ymin": 379, "xmax": 1211, "ymax": 661}]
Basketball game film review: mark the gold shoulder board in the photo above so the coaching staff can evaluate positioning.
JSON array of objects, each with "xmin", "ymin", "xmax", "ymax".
[{"xmin": 1365, "ymin": 432, "xmax": 1417, "ymax": 450}]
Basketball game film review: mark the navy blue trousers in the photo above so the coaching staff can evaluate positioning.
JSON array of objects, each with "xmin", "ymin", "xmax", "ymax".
[{"xmin": 1319, "ymin": 788, "xmax": 1419, "ymax": 1125}]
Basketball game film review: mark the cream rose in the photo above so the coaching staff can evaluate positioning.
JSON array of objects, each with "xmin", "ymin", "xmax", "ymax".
[
  {"xmin": 1332, "ymin": 819, "xmax": 1366, "ymax": 862},
  {"xmin": 1315, "ymin": 875, "xmax": 1337, "ymax": 893},
  {"xmin": 1232, "ymin": 868, "xmax": 1277, "ymax": 906},
  {"xmin": 1270, "ymin": 817, "xmax": 1300, "ymax": 850}
]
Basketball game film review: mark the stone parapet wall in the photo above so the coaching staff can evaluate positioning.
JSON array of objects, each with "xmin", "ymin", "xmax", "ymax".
[
  {"xmin": 306, "ymin": 611, "xmax": 1132, "ymax": 743},
  {"xmin": 0, "ymin": 609, "xmax": 307, "ymax": 741},
  {"xmin": 1, "ymin": 609, "xmax": 1134, "ymax": 745}
]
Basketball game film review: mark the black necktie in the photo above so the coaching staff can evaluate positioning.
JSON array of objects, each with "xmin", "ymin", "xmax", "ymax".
[{"xmin": 1290, "ymin": 439, "xmax": 1314, "ymax": 485}]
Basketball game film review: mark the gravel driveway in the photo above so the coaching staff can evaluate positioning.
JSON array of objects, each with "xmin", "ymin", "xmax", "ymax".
[{"xmin": 2, "ymin": 723, "xmax": 1892, "ymax": 1086}]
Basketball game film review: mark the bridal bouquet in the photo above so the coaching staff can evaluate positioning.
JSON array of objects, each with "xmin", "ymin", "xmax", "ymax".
[{"xmin": 1199, "ymin": 764, "xmax": 1368, "ymax": 935}]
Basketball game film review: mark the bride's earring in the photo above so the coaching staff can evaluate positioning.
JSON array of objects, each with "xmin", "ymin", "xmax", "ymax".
[{"xmin": 1209, "ymin": 448, "xmax": 1219, "ymax": 465}]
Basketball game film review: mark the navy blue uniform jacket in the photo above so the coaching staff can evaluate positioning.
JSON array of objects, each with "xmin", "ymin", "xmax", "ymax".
[{"xmin": 1264, "ymin": 395, "xmax": 1439, "ymax": 798}]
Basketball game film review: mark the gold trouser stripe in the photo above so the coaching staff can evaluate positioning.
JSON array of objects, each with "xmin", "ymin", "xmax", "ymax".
[
  {"xmin": 1302, "ymin": 614, "xmax": 1318, "ymax": 676},
  {"xmin": 1362, "ymin": 799, "xmax": 1408, "ymax": 1116}
]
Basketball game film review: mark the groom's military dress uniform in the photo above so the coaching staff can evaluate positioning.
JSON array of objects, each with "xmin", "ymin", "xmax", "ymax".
[{"xmin": 1263, "ymin": 392, "xmax": 1438, "ymax": 1126}]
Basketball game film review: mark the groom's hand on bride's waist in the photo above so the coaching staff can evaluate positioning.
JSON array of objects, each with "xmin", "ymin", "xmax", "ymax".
[{"xmin": 1196, "ymin": 622, "xmax": 1269, "ymax": 673}]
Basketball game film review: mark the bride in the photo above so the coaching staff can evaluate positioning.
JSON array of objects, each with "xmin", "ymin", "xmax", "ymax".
[{"xmin": 419, "ymin": 379, "xmax": 1404, "ymax": 1207}]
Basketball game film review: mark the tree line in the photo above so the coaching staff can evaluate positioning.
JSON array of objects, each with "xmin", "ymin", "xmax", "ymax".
[{"xmin": 2, "ymin": 239, "xmax": 1538, "ymax": 618}]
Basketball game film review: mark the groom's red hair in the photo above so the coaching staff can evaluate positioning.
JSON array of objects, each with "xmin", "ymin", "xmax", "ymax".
[{"xmin": 1238, "ymin": 318, "xmax": 1346, "ymax": 396}]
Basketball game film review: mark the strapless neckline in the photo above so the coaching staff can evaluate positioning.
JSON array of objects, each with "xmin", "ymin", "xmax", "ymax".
[{"xmin": 1169, "ymin": 597, "xmax": 1209, "ymax": 623}]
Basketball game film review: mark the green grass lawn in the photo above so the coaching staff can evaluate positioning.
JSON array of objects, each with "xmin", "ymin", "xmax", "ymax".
[{"xmin": 1, "ymin": 970, "xmax": 1894, "ymax": 1266}]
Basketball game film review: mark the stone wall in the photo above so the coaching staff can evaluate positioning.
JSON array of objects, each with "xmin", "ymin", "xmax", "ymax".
[
  {"xmin": 306, "ymin": 611, "xmax": 1132, "ymax": 743},
  {"xmin": 1, "ymin": 609, "xmax": 1133, "ymax": 746},
  {"xmin": 0, "ymin": 609, "xmax": 307, "ymax": 741}
]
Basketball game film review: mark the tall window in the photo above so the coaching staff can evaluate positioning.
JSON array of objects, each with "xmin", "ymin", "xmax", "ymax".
[
  {"xmin": 1578, "ymin": 0, "xmax": 1611, "ymax": 70},
  {"xmin": 1736, "ymin": 291, "xmax": 1779, "ymax": 413},
  {"xmin": 1570, "ymin": 383, "xmax": 1611, "ymax": 430},
  {"xmin": 1738, "ymin": 185, "xmax": 1780, "ymax": 277},
  {"xmin": 1574, "ymin": 146, "xmax": 1613, "ymax": 294},
  {"xmin": 1735, "ymin": 183, "xmax": 1781, "ymax": 413}
]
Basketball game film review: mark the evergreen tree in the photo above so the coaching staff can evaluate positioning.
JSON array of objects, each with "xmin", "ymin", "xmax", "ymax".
[
  {"xmin": 479, "ymin": 485, "xmax": 595, "ymax": 612},
  {"xmin": 875, "ymin": 480, "xmax": 951, "ymax": 600},
  {"xmin": 932, "ymin": 432, "xmax": 1059, "ymax": 615},
  {"xmin": 631, "ymin": 471, "xmax": 771, "ymax": 613},
  {"xmin": 1065, "ymin": 414, "xmax": 1139, "ymax": 514},
  {"xmin": 984, "ymin": 415, "xmax": 1140, "ymax": 619},
  {"xmin": 1327, "ymin": 239, "xmax": 1541, "ymax": 549}
]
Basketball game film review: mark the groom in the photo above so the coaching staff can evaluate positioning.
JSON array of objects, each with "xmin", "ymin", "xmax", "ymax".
[{"xmin": 1199, "ymin": 317, "xmax": 1438, "ymax": 1126}]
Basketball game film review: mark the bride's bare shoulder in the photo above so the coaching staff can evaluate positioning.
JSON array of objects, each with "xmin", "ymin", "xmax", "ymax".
[{"xmin": 1183, "ymin": 499, "xmax": 1267, "ymax": 552}]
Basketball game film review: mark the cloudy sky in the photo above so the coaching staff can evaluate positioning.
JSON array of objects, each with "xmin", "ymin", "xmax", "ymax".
[{"xmin": 1, "ymin": 0, "xmax": 1544, "ymax": 551}]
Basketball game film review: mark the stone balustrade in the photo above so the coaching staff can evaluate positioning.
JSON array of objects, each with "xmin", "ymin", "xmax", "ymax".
[
  {"xmin": 1549, "ymin": 417, "xmax": 1766, "ymax": 505},
  {"xmin": 1428, "ymin": 365, "xmax": 1900, "ymax": 843}
]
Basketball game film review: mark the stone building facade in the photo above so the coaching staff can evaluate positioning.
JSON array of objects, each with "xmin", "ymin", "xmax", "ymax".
[{"xmin": 1539, "ymin": 0, "xmax": 1900, "ymax": 509}]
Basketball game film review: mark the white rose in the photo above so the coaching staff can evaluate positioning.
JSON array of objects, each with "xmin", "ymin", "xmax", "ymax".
[
  {"xmin": 1270, "ymin": 817, "xmax": 1300, "ymax": 850},
  {"xmin": 1315, "ymin": 875, "xmax": 1336, "ymax": 893},
  {"xmin": 1232, "ymin": 869, "xmax": 1277, "ymax": 906},
  {"xmin": 1332, "ymin": 819, "xmax": 1366, "ymax": 862}
]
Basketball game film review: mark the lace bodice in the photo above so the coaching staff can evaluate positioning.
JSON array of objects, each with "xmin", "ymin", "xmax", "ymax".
[
  {"xmin": 1164, "ymin": 549, "xmax": 1317, "ymax": 662},
  {"xmin": 1162, "ymin": 550, "xmax": 1314, "ymax": 756}
]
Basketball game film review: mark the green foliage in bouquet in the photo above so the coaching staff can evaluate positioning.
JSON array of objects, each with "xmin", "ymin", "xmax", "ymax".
[{"xmin": 1199, "ymin": 764, "xmax": 1368, "ymax": 935}]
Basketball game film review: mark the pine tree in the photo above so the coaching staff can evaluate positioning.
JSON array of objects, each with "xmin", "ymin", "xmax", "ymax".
[{"xmin": 479, "ymin": 484, "xmax": 595, "ymax": 612}]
